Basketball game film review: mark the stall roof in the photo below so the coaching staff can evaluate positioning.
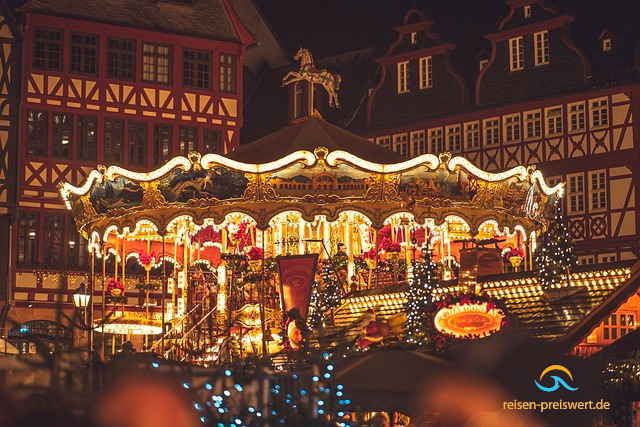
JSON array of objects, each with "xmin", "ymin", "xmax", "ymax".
[{"xmin": 228, "ymin": 113, "xmax": 407, "ymax": 164}]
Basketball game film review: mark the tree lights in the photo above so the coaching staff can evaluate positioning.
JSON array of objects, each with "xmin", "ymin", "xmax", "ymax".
[{"xmin": 405, "ymin": 246, "xmax": 437, "ymax": 345}]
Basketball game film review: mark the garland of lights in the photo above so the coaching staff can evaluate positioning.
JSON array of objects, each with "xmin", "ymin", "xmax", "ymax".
[
  {"xmin": 533, "ymin": 201, "xmax": 577, "ymax": 289},
  {"xmin": 309, "ymin": 256, "xmax": 345, "ymax": 328}
]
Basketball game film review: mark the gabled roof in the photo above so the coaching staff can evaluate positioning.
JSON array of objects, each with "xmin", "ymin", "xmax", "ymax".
[
  {"xmin": 20, "ymin": 0, "xmax": 245, "ymax": 43},
  {"xmin": 228, "ymin": 113, "xmax": 407, "ymax": 164}
]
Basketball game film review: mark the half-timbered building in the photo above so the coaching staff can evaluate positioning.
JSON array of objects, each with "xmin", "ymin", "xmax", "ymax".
[{"xmin": 0, "ymin": 0, "xmax": 252, "ymax": 347}]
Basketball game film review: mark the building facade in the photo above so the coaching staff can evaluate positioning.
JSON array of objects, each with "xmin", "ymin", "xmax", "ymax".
[{"xmin": 0, "ymin": 0, "xmax": 252, "ymax": 349}]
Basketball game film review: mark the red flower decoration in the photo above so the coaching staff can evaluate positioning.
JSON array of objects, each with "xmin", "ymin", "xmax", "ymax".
[
  {"xmin": 139, "ymin": 250, "xmax": 155, "ymax": 266},
  {"xmin": 247, "ymin": 246, "xmax": 263, "ymax": 261}
]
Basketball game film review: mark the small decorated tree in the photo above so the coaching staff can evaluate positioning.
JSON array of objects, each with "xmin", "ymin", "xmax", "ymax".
[
  {"xmin": 308, "ymin": 255, "xmax": 345, "ymax": 328},
  {"xmin": 534, "ymin": 201, "xmax": 577, "ymax": 289},
  {"xmin": 405, "ymin": 246, "xmax": 438, "ymax": 345}
]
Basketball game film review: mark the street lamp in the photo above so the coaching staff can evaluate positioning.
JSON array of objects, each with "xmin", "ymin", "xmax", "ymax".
[{"xmin": 73, "ymin": 283, "xmax": 91, "ymax": 310}]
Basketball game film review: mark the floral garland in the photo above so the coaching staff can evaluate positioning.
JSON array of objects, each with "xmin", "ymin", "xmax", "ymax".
[
  {"xmin": 106, "ymin": 278, "xmax": 127, "ymax": 304},
  {"xmin": 422, "ymin": 293, "xmax": 511, "ymax": 352},
  {"xmin": 246, "ymin": 246, "xmax": 263, "ymax": 261},
  {"xmin": 504, "ymin": 246, "xmax": 525, "ymax": 260},
  {"xmin": 139, "ymin": 250, "xmax": 156, "ymax": 267}
]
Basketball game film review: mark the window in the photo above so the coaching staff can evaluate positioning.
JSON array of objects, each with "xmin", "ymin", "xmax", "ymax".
[
  {"xmin": 509, "ymin": 37, "xmax": 524, "ymax": 71},
  {"xmin": 52, "ymin": 112, "xmax": 72, "ymax": 159},
  {"xmin": 590, "ymin": 98, "xmax": 609, "ymax": 128},
  {"xmin": 393, "ymin": 133, "xmax": 408, "ymax": 157},
  {"xmin": 590, "ymin": 170, "xmax": 606, "ymax": 210},
  {"xmin": 204, "ymin": 129, "xmax": 221, "ymax": 154},
  {"xmin": 183, "ymin": 49, "xmax": 211, "ymax": 89},
  {"xmin": 33, "ymin": 28, "xmax": 62, "ymax": 70},
  {"xmin": 602, "ymin": 38, "xmax": 611, "ymax": 52},
  {"xmin": 603, "ymin": 312, "xmax": 636, "ymax": 341},
  {"xmin": 128, "ymin": 121, "xmax": 147, "ymax": 166},
  {"xmin": 18, "ymin": 212, "xmax": 38, "ymax": 263},
  {"xmin": 397, "ymin": 61, "xmax": 409, "ymax": 93},
  {"xmin": 104, "ymin": 119, "xmax": 124, "ymax": 164},
  {"xmin": 27, "ymin": 110, "xmax": 47, "ymax": 157},
  {"xmin": 43, "ymin": 214, "xmax": 63, "ymax": 265},
  {"xmin": 219, "ymin": 53, "xmax": 237, "ymax": 93},
  {"xmin": 376, "ymin": 136, "xmax": 390, "ymax": 150},
  {"xmin": 479, "ymin": 59, "xmax": 488, "ymax": 71},
  {"xmin": 410, "ymin": 32, "xmax": 417, "ymax": 44},
  {"xmin": 70, "ymin": 33, "xmax": 98, "ymax": 75},
  {"xmin": 142, "ymin": 43, "xmax": 171, "ymax": 84},
  {"xmin": 179, "ymin": 126, "xmax": 197, "ymax": 155},
  {"xmin": 545, "ymin": 106, "xmax": 563, "ymax": 136},
  {"xmin": 428, "ymin": 128, "xmax": 443, "ymax": 153},
  {"xmin": 524, "ymin": 5, "xmax": 531, "ymax": 18},
  {"xmin": 600, "ymin": 254, "xmax": 616, "ymax": 263},
  {"xmin": 77, "ymin": 115, "xmax": 97, "ymax": 161},
  {"xmin": 524, "ymin": 110, "xmax": 541, "ymax": 140},
  {"xmin": 446, "ymin": 125, "xmax": 461, "ymax": 152},
  {"xmin": 567, "ymin": 174, "xmax": 584, "ymax": 213},
  {"xmin": 419, "ymin": 56, "xmax": 432, "ymax": 89},
  {"xmin": 504, "ymin": 114, "xmax": 521, "ymax": 143},
  {"xmin": 534, "ymin": 31, "xmax": 549, "ymax": 66},
  {"xmin": 464, "ymin": 122, "xmax": 479, "ymax": 148},
  {"xmin": 547, "ymin": 176, "xmax": 562, "ymax": 189},
  {"xmin": 484, "ymin": 118, "xmax": 499, "ymax": 146},
  {"xmin": 569, "ymin": 102, "xmax": 585, "ymax": 132},
  {"xmin": 579, "ymin": 256, "xmax": 595, "ymax": 265},
  {"xmin": 153, "ymin": 124, "xmax": 172, "ymax": 166},
  {"xmin": 107, "ymin": 38, "xmax": 135, "ymax": 80},
  {"xmin": 68, "ymin": 225, "xmax": 87, "ymax": 266},
  {"xmin": 410, "ymin": 130, "xmax": 425, "ymax": 156}
]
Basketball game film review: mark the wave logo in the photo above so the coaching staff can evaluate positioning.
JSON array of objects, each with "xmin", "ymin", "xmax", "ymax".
[{"xmin": 535, "ymin": 365, "xmax": 579, "ymax": 392}]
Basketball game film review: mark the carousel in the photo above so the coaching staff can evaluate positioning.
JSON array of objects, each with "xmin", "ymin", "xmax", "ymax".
[{"xmin": 59, "ymin": 111, "xmax": 562, "ymax": 363}]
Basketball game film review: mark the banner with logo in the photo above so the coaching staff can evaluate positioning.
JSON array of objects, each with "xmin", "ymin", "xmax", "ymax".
[{"xmin": 277, "ymin": 254, "xmax": 319, "ymax": 319}]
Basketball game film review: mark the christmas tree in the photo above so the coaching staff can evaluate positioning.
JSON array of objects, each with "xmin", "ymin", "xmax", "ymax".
[
  {"xmin": 405, "ymin": 246, "xmax": 438, "ymax": 344},
  {"xmin": 308, "ymin": 255, "xmax": 345, "ymax": 328},
  {"xmin": 534, "ymin": 201, "xmax": 577, "ymax": 289}
]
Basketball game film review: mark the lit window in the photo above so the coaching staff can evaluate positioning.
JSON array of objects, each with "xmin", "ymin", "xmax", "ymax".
[
  {"xmin": 590, "ymin": 98, "xmax": 609, "ymax": 128},
  {"xmin": 464, "ymin": 122, "xmax": 479, "ymax": 148},
  {"xmin": 590, "ymin": 170, "xmax": 606, "ymax": 210},
  {"xmin": 545, "ymin": 106, "xmax": 563, "ymax": 136},
  {"xmin": 603, "ymin": 312, "xmax": 637, "ymax": 342},
  {"xmin": 419, "ymin": 56, "xmax": 432, "ymax": 89},
  {"xmin": 411, "ymin": 32, "xmax": 417, "ymax": 44},
  {"xmin": 179, "ymin": 126, "xmax": 198, "ymax": 155},
  {"xmin": 77, "ymin": 115, "xmax": 97, "ymax": 162},
  {"xmin": 568, "ymin": 102, "xmax": 585, "ymax": 132},
  {"xmin": 446, "ymin": 125, "xmax": 461, "ymax": 152},
  {"xmin": 18, "ymin": 212, "xmax": 38, "ymax": 263},
  {"xmin": 410, "ymin": 130, "xmax": 425, "ymax": 156},
  {"xmin": 484, "ymin": 118, "xmax": 500, "ymax": 146},
  {"xmin": 52, "ymin": 112, "xmax": 72, "ymax": 159},
  {"xmin": 509, "ymin": 37, "xmax": 524, "ymax": 71},
  {"xmin": 524, "ymin": 5, "xmax": 531, "ymax": 17},
  {"xmin": 143, "ymin": 43, "xmax": 172, "ymax": 84},
  {"xmin": 219, "ymin": 53, "xmax": 237, "ymax": 93},
  {"xmin": 397, "ymin": 61, "xmax": 409, "ymax": 93},
  {"xmin": 534, "ymin": 31, "xmax": 549, "ymax": 66},
  {"xmin": 27, "ymin": 110, "xmax": 47, "ymax": 157},
  {"xmin": 602, "ymin": 38, "xmax": 611, "ymax": 52},
  {"xmin": 376, "ymin": 136, "xmax": 391, "ymax": 150},
  {"xmin": 567, "ymin": 174, "xmax": 584, "ymax": 213},
  {"xmin": 204, "ymin": 129, "xmax": 221, "ymax": 154},
  {"xmin": 479, "ymin": 59, "xmax": 488, "ymax": 71},
  {"xmin": 428, "ymin": 128, "xmax": 443, "ymax": 153},
  {"xmin": 504, "ymin": 114, "xmax": 521, "ymax": 143},
  {"xmin": 393, "ymin": 133, "xmax": 408, "ymax": 157},
  {"xmin": 524, "ymin": 110, "xmax": 541, "ymax": 139}
]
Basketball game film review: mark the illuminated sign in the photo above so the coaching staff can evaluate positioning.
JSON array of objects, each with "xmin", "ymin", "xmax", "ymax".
[{"xmin": 433, "ymin": 302, "xmax": 504, "ymax": 338}]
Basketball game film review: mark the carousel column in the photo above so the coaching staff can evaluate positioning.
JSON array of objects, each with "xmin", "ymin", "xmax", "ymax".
[
  {"xmin": 217, "ymin": 225, "xmax": 228, "ymax": 337},
  {"xmin": 346, "ymin": 221, "xmax": 355, "ymax": 281},
  {"xmin": 88, "ymin": 245, "xmax": 96, "ymax": 365},
  {"xmin": 259, "ymin": 228, "xmax": 267, "ymax": 355},
  {"xmin": 101, "ymin": 244, "xmax": 106, "ymax": 360},
  {"xmin": 161, "ymin": 233, "xmax": 166, "ymax": 355}
]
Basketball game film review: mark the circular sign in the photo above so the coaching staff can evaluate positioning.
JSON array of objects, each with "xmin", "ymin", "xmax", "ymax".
[{"xmin": 434, "ymin": 302, "xmax": 504, "ymax": 339}]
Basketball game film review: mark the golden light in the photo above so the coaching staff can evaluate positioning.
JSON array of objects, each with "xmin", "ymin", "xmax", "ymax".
[{"xmin": 434, "ymin": 302, "xmax": 504, "ymax": 339}]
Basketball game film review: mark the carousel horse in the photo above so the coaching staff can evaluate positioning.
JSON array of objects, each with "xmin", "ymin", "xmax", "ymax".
[
  {"xmin": 281, "ymin": 47, "xmax": 342, "ymax": 109},
  {"xmin": 217, "ymin": 335, "xmax": 240, "ymax": 365}
]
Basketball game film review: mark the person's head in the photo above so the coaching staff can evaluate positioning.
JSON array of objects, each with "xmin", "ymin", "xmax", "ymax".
[
  {"xmin": 122, "ymin": 340, "xmax": 133, "ymax": 352},
  {"xmin": 337, "ymin": 242, "xmax": 346, "ymax": 252},
  {"xmin": 370, "ymin": 412, "xmax": 390, "ymax": 427}
]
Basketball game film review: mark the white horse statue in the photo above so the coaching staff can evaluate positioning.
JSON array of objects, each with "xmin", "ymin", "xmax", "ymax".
[{"xmin": 281, "ymin": 47, "xmax": 342, "ymax": 109}]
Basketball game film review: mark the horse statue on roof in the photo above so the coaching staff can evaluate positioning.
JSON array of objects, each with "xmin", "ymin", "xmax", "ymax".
[{"xmin": 281, "ymin": 47, "xmax": 342, "ymax": 109}]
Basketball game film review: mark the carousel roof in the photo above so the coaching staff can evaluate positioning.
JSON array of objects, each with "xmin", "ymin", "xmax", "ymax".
[{"xmin": 228, "ymin": 113, "xmax": 406, "ymax": 164}]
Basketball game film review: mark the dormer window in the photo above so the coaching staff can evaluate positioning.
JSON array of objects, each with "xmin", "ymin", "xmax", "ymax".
[
  {"xmin": 524, "ymin": 5, "xmax": 531, "ymax": 18},
  {"xmin": 397, "ymin": 61, "xmax": 409, "ymax": 93},
  {"xmin": 411, "ymin": 32, "xmax": 417, "ymax": 44},
  {"xmin": 602, "ymin": 38, "xmax": 611, "ymax": 52},
  {"xmin": 479, "ymin": 59, "xmax": 488, "ymax": 71}
]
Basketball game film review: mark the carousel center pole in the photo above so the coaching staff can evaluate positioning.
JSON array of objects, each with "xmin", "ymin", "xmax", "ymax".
[
  {"xmin": 88, "ymin": 245, "xmax": 95, "ymax": 393},
  {"xmin": 161, "ymin": 233, "xmax": 166, "ymax": 355},
  {"xmin": 259, "ymin": 228, "xmax": 267, "ymax": 355}
]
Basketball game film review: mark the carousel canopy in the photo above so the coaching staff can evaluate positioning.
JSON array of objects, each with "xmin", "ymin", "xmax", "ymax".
[
  {"xmin": 59, "ymin": 115, "xmax": 563, "ymax": 239},
  {"xmin": 227, "ymin": 113, "xmax": 407, "ymax": 164}
]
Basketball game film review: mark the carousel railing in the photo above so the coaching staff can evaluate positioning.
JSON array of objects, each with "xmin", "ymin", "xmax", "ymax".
[{"xmin": 169, "ymin": 304, "xmax": 219, "ymax": 364}]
